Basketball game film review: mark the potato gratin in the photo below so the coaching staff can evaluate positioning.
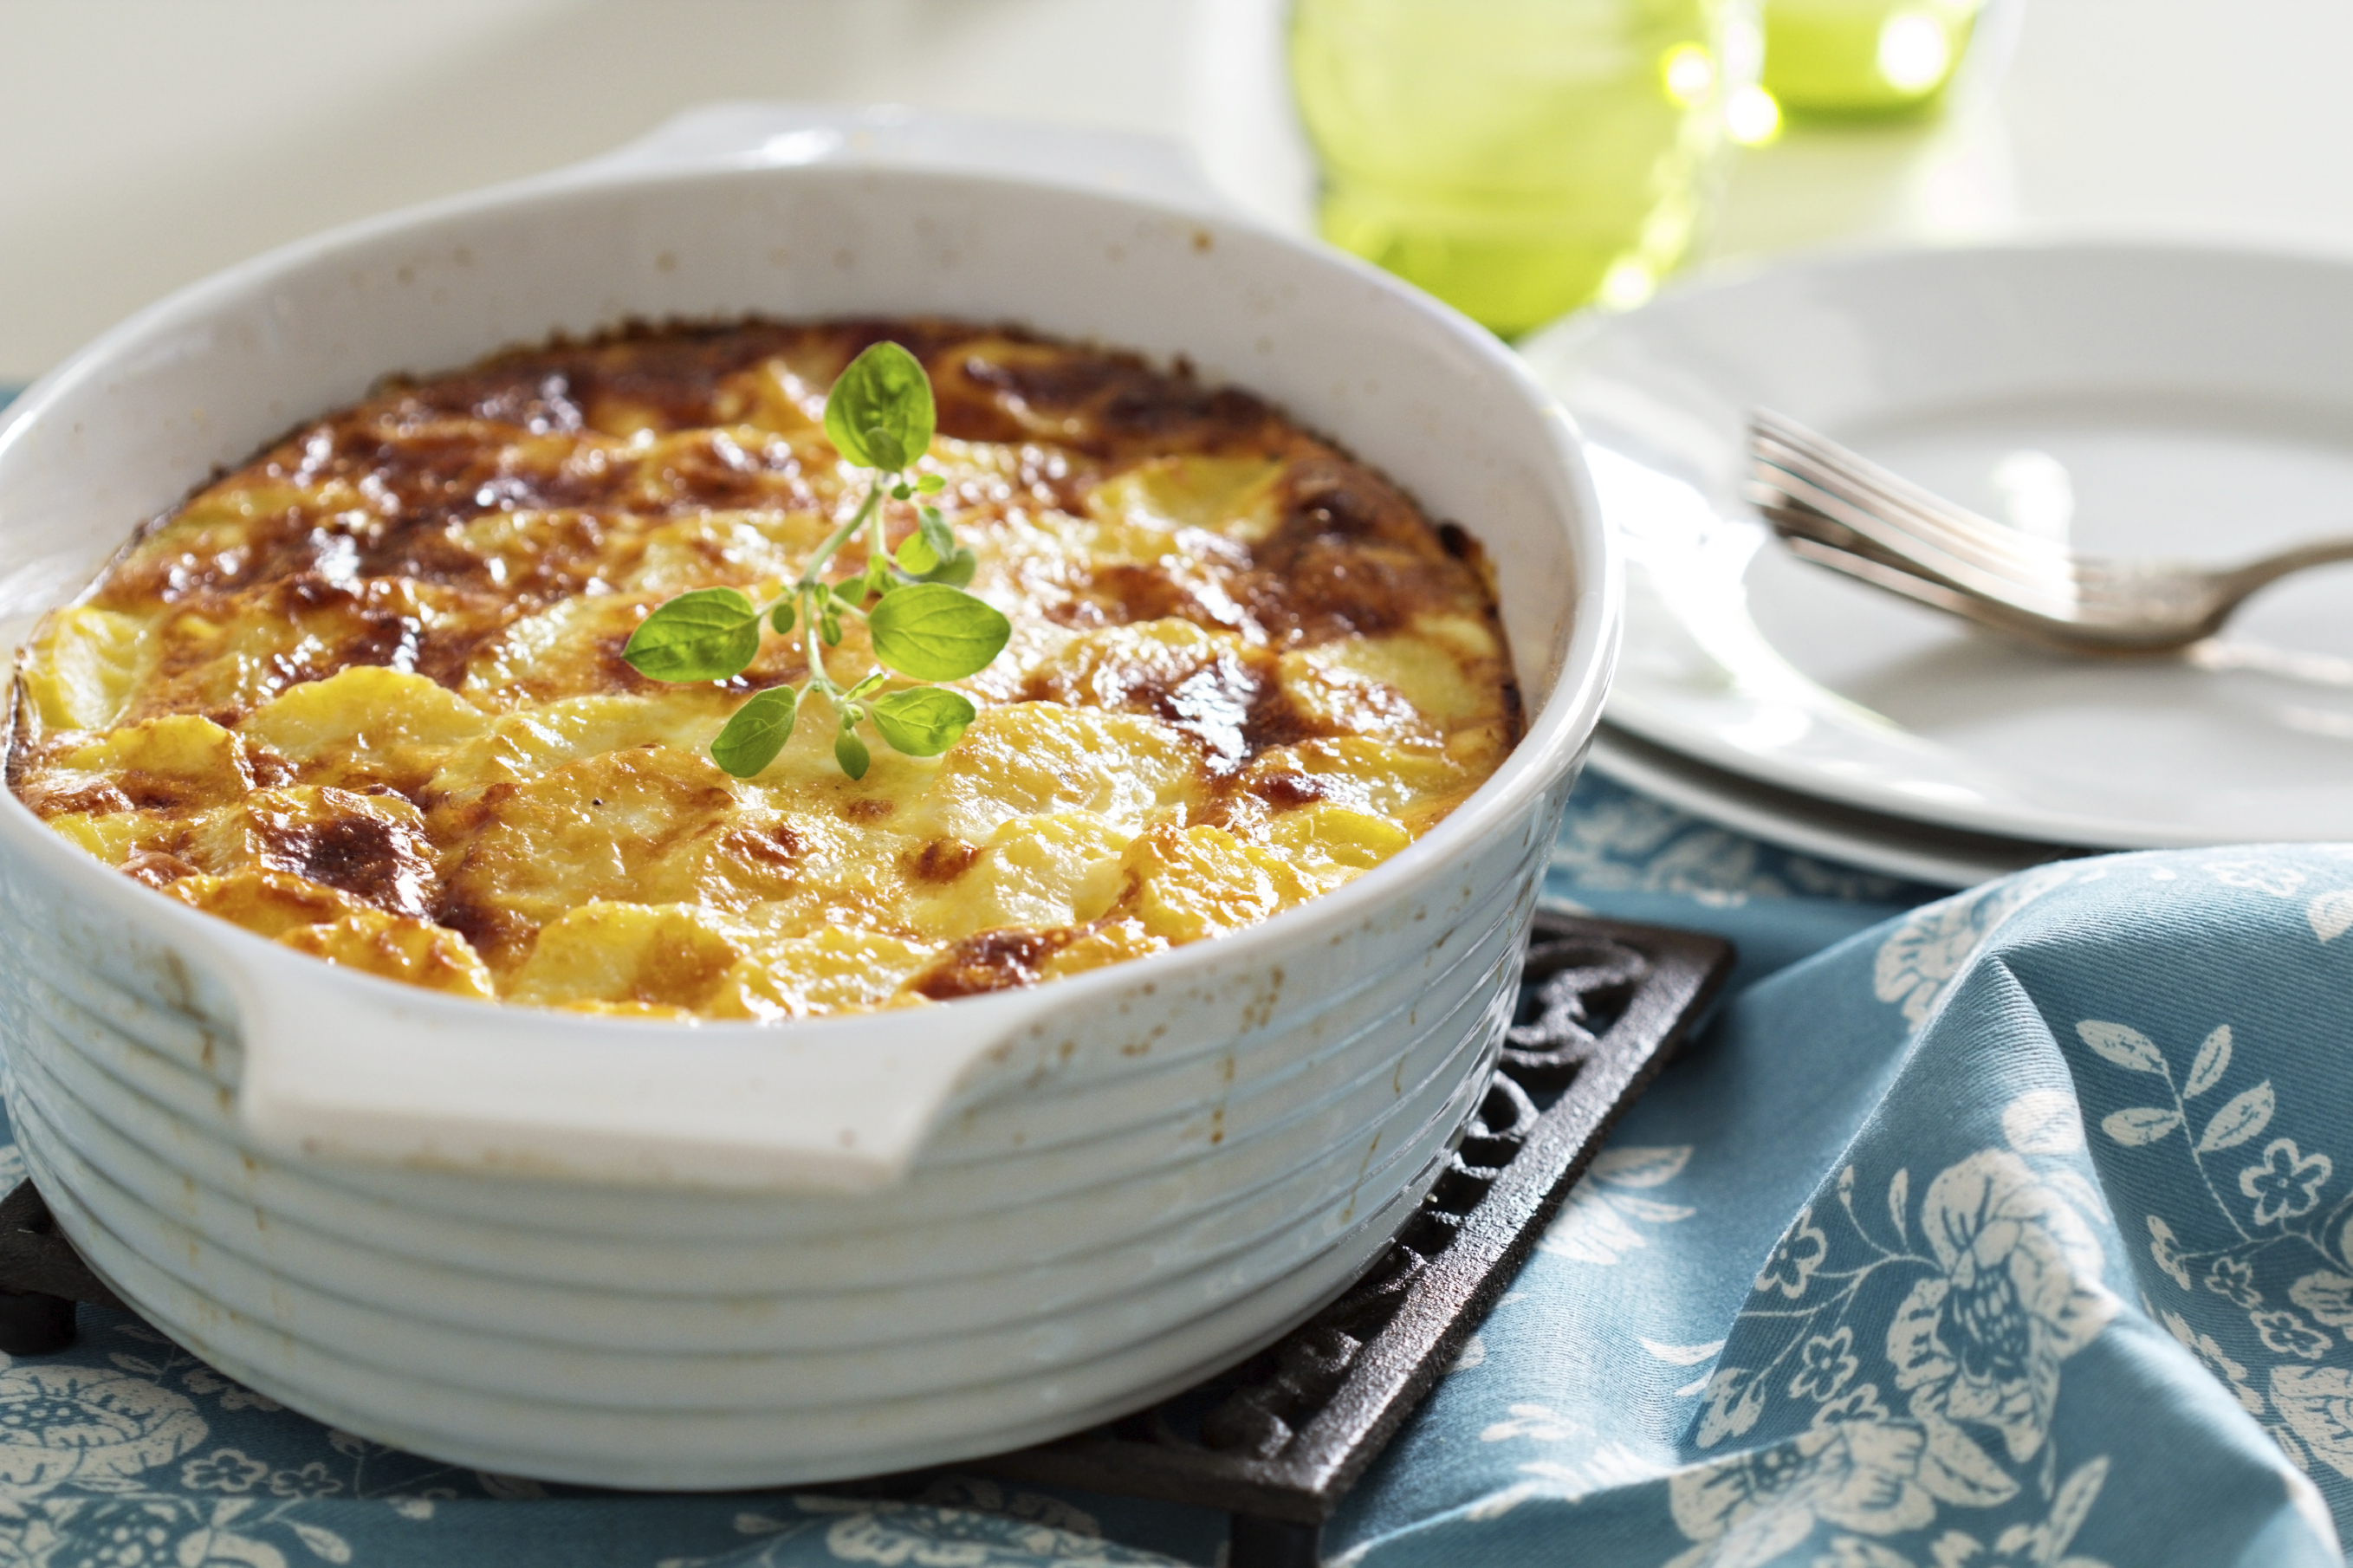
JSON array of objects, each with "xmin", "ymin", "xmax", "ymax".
[{"xmin": 5, "ymin": 321, "xmax": 1519, "ymax": 1019}]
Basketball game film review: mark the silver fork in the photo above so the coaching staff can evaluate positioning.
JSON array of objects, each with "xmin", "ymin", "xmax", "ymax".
[{"xmin": 1745, "ymin": 408, "xmax": 2353, "ymax": 654}]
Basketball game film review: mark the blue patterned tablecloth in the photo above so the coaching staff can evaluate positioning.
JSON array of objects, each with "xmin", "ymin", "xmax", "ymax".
[{"xmin": 2, "ymin": 773, "xmax": 2348, "ymax": 1566}]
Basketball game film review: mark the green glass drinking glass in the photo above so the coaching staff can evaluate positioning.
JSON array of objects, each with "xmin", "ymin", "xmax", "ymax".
[
  {"xmin": 1289, "ymin": 0, "xmax": 1753, "ymax": 337},
  {"xmin": 1760, "ymin": 0, "xmax": 1980, "ymax": 118}
]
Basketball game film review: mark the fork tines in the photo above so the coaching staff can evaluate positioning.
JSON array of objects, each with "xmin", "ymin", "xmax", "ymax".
[
  {"xmin": 1741, "ymin": 409, "xmax": 2252, "ymax": 653},
  {"xmin": 1746, "ymin": 410, "xmax": 2087, "ymax": 618}
]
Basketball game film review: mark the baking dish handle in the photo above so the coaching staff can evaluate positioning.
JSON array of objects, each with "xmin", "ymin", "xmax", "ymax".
[
  {"xmin": 219, "ymin": 931, "xmax": 1056, "ymax": 1193},
  {"xmin": 567, "ymin": 100, "xmax": 1233, "ymax": 215}
]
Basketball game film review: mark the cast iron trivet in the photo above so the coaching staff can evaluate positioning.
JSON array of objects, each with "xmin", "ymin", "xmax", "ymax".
[
  {"xmin": 0, "ymin": 1176, "xmax": 126, "ymax": 1352},
  {"xmin": 0, "ymin": 907, "xmax": 1729, "ymax": 1568}
]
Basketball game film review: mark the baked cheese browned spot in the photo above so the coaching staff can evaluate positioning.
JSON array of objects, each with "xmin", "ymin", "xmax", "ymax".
[{"xmin": 9, "ymin": 319, "xmax": 1522, "ymax": 1017}]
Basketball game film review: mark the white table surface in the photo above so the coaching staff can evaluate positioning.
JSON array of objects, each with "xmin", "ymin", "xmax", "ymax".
[{"xmin": 4, "ymin": 0, "xmax": 2351, "ymax": 386}]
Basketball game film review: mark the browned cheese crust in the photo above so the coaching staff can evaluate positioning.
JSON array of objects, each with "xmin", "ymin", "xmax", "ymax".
[{"xmin": 9, "ymin": 320, "xmax": 1521, "ymax": 1018}]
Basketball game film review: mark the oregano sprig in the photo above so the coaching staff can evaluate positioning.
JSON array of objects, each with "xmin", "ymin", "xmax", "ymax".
[{"xmin": 619, "ymin": 341, "xmax": 1009, "ymax": 780}]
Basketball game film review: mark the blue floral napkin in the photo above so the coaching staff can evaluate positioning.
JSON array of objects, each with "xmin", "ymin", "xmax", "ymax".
[{"xmin": 0, "ymin": 774, "xmax": 2345, "ymax": 1566}]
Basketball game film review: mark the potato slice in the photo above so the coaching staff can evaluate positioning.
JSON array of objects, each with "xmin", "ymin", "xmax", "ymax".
[
  {"xmin": 707, "ymin": 925, "xmax": 938, "ymax": 1020},
  {"xmin": 1264, "ymin": 802, "xmax": 1413, "ymax": 892},
  {"xmin": 239, "ymin": 667, "xmax": 491, "ymax": 791},
  {"xmin": 168, "ymin": 868, "xmax": 372, "ymax": 937},
  {"xmin": 1117, "ymin": 821, "xmax": 1318, "ymax": 945},
  {"xmin": 19, "ymin": 607, "xmax": 156, "ymax": 734},
  {"xmin": 1244, "ymin": 736, "xmax": 1471, "ymax": 829},
  {"xmin": 57, "ymin": 715, "xmax": 252, "ymax": 811},
  {"xmin": 281, "ymin": 908, "xmax": 496, "ymax": 1000},
  {"xmin": 914, "ymin": 811, "xmax": 1130, "ymax": 940},
  {"xmin": 189, "ymin": 787, "xmax": 439, "ymax": 918},
  {"xmin": 441, "ymin": 748, "xmax": 761, "ymax": 967},
  {"xmin": 1087, "ymin": 456, "xmax": 1284, "ymax": 540},
  {"xmin": 507, "ymin": 902, "xmax": 739, "ymax": 1011},
  {"xmin": 911, "ymin": 703, "xmax": 1203, "ymax": 844}
]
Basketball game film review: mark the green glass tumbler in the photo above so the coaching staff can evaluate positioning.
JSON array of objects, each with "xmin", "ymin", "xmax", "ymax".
[
  {"xmin": 1290, "ymin": 0, "xmax": 1746, "ymax": 337},
  {"xmin": 1760, "ymin": 0, "xmax": 1980, "ymax": 118}
]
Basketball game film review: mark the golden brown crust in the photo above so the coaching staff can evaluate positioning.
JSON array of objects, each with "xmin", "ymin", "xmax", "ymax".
[{"xmin": 10, "ymin": 318, "xmax": 1520, "ymax": 1017}]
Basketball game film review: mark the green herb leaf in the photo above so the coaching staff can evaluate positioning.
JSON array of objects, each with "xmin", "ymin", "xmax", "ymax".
[
  {"xmin": 769, "ymin": 599, "xmax": 796, "ymax": 636},
  {"xmin": 709, "ymin": 685, "xmax": 800, "ymax": 777},
  {"xmin": 871, "ymin": 686, "xmax": 978, "ymax": 756},
  {"xmin": 867, "ymin": 582, "xmax": 1010, "ymax": 681},
  {"xmin": 820, "ymin": 609, "xmax": 842, "ymax": 647},
  {"xmin": 895, "ymin": 528, "xmax": 940, "ymax": 575},
  {"xmin": 823, "ymin": 341, "xmax": 935, "ymax": 473},
  {"xmin": 914, "ymin": 473, "xmax": 946, "ymax": 495},
  {"xmin": 621, "ymin": 587, "xmax": 762, "ymax": 682},
  {"xmin": 834, "ymin": 729, "xmax": 871, "ymax": 780},
  {"xmin": 892, "ymin": 504, "xmax": 973, "ymax": 582},
  {"xmin": 920, "ymin": 505, "xmax": 956, "ymax": 557},
  {"xmin": 930, "ymin": 547, "xmax": 979, "ymax": 587}
]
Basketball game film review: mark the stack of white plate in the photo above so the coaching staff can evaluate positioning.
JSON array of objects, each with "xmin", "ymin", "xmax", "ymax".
[{"xmin": 1520, "ymin": 243, "xmax": 2353, "ymax": 886}]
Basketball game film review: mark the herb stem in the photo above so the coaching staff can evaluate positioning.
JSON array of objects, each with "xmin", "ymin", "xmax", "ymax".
[
  {"xmin": 797, "ymin": 475, "xmax": 890, "ymax": 591},
  {"xmin": 802, "ymin": 595, "xmax": 834, "ymax": 703},
  {"xmin": 792, "ymin": 471, "xmax": 900, "ymax": 714}
]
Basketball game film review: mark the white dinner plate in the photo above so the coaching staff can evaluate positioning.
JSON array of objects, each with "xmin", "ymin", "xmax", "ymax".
[
  {"xmin": 1586, "ymin": 723, "xmax": 2081, "ymax": 888},
  {"xmin": 1522, "ymin": 243, "xmax": 2353, "ymax": 848}
]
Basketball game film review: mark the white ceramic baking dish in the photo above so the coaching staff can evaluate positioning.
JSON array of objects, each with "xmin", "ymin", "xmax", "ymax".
[{"xmin": 0, "ymin": 105, "xmax": 1617, "ymax": 1485}]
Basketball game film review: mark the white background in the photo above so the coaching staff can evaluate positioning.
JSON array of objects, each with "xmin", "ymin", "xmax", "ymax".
[{"xmin": 3, "ymin": 0, "xmax": 2352, "ymax": 385}]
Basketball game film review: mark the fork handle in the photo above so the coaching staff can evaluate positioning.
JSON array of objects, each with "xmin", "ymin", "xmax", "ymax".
[
  {"xmin": 2225, "ymin": 535, "xmax": 2353, "ymax": 595},
  {"xmin": 1773, "ymin": 531, "xmax": 2202, "ymax": 656}
]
